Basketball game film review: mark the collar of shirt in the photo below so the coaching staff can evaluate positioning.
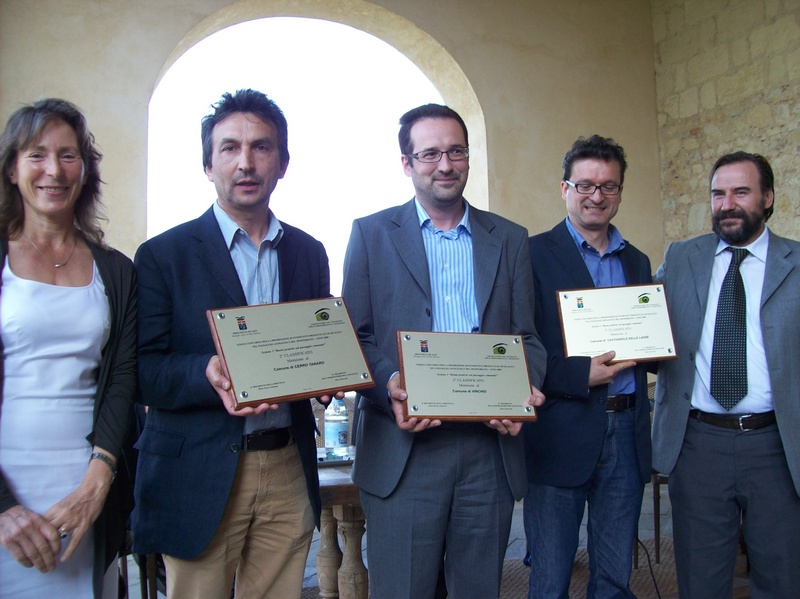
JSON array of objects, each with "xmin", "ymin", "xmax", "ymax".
[
  {"xmin": 414, "ymin": 198, "xmax": 472, "ymax": 238},
  {"xmin": 714, "ymin": 224, "xmax": 769, "ymax": 263},
  {"xmin": 213, "ymin": 201, "xmax": 283, "ymax": 250},
  {"xmin": 564, "ymin": 217, "xmax": 626, "ymax": 258}
]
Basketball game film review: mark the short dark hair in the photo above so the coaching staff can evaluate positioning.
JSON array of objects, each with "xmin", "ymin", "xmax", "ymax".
[
  {"xmin": 0, "ymin": 98, "xmax": 105, "ymax": 244},
  {"xmin": 710, "ymin": 151, "xmax": 774, "ymax": 221},
  {"xmin": 201, "ymin": 89, "xmax": 289, "ymax": 170},
  {"xmin": 562, "ymin": 135, "xmax": 628, "ymax": 185},
  {"xmin": 398, "ymin": 104, "xmax": 469, "ymax": 156}
]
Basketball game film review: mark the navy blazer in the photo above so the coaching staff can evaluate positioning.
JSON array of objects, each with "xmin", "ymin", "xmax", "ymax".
[
  {"xmin": 523, "ymin": 220, "xmax": 652, "ymax": 487},
  {"xmin": 131, "ymin": 206, "xmax": 330, "ymax": 559}
]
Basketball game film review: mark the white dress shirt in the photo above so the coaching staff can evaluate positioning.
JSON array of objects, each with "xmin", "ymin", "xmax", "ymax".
[{"xmin": 691, "ymin": 227, "xmax": 773, "ymax": 414}]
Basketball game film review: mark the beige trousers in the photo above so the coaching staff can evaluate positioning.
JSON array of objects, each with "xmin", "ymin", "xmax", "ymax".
[{"xmin": 164, "ymin": 440, "xmax": 314, "ymax": 599}]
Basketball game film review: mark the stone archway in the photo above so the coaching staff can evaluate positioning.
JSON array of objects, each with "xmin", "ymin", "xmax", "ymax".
[{"xmin": 154, "ymin": 0, "xmax": 488, "ymax": 208}]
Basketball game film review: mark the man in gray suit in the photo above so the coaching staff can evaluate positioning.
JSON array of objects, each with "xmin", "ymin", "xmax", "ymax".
[
  {"xmin": 654, "ymin": 151, "xmax": 800, "ymax": 598},
  {"xmin": 342, "ymin": 104, "xmax": 546, "ymax": 599}
]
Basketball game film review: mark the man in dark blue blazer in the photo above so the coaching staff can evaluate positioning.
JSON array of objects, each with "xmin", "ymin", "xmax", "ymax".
[
  {"xmin": 523, "ymin": 136, "xmax": 652, "ymax": 598},
  {"xmin": 132, "ymin": 90, "xmax": 333, "ymax": 599}
]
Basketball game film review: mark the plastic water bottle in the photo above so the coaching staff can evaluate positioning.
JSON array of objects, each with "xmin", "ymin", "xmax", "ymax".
[{"xmin": 324, "ymin": 399, "xmax": 349, "ymax": 459}]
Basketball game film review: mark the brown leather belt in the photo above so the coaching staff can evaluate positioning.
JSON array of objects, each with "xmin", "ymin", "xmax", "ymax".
[
  {"xmin": 689, "ymin": 409, "xmax": 776, "ymax": 431},
  {"xmin": 242, "ymin": 427, "xmax": 291, "ymax": 451},
  {"xmin": 606, "ymin": 394, "xmax": 636, "ymax": 412}
]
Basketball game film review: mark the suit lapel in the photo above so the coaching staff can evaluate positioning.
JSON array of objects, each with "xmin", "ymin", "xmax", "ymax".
[
  {"xmin": 762, "ymin": 230, "xmax": 795, "ymax": 307},
  {"xmin": 278, "ymin": 224, "xmax": 298, "ymax": 301},
  {"xmin": 470, "ymin": 207, "xmax": 502, "ymax": 319},
  {"xmin": 686, "ymin": 235, "xmax": 716, "ymax": 314},
  {"xmin": 544, "ymin": 221, "xmax": 595, "ymax": 289},
  {"xmin": 389, "ymin": 200, "xmax": 432, "ymax": 301},
  {"xmin": 619, "ymin": 244, "xmax": 644, "ymax": 285},
  {"xmin": 191, "ymin": 207, "xmax": 247, "ymax": 307}
]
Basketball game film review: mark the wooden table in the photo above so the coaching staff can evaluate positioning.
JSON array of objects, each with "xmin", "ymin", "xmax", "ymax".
[{"xmin": 316, "ymin": 464, "xmax": 367, "ymax": 599}]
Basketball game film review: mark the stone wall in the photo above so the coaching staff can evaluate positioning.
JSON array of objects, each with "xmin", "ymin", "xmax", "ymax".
[
  {"xmin": 651, "ymin": 0, "xmax": 800, "ymax": 246},
  {"xmin": 0, "ymin": 0, "xmax": 663, "ymax": 260}
]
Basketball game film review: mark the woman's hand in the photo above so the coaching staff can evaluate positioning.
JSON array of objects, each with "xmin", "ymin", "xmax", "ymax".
[
  {"xmin": 0, "ymin": 504, "xmax": 61, "ymax": 572},
  {"xmin": 44, "ymin": 451, "xmax": 113, "ymax": 562}
]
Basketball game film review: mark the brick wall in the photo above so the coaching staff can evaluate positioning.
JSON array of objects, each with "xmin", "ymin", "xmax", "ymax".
[{"xmin": 651, "ymin": 0, "xmax": 800, "ymax": 246}]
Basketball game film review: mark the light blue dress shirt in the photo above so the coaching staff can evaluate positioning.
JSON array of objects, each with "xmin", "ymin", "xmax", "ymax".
[
  {"xmin": 213, "ymin": 202, "xmax": 291, "ymax": 432},
  {"xmin": 415, "ymin": 199, "xmax": 480, "ymax": 334},
  {"xmin": 564, "ymin": 217, "xmax": 635, "ymax": 395}
]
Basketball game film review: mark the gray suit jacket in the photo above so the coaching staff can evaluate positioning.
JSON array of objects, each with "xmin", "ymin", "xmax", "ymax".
[
  {"xmin": 653, "ymin": 230, "xmax": 800, "ymax": 496},
  {"xmin": 342, "ymin": 199, "xmax": 546, "ymax": 501}
]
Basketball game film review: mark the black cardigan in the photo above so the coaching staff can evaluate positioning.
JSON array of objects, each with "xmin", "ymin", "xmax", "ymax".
[{"xmin": 0, "ymin": 238, "xmax": 137, "ymax": 597}]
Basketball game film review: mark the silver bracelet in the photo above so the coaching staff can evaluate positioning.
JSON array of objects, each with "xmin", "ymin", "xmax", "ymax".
[{"xmin": 90, "ymin": 452, "xmax": 117, "ymax": 484}]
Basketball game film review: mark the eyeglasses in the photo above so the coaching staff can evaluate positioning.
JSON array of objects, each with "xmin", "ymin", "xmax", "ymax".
[
  {"xmin": 565, "ymin": 180, "xmax": 622, "ymax": 196},
  {"xmin": 408, "ymin": 147, "xmax": 470, "ymax": 163}
]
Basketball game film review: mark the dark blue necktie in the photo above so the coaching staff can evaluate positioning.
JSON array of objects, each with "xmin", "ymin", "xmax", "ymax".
[{"xmin": 710, "ymin": 247, "xmax": 749, "ymax": 411}]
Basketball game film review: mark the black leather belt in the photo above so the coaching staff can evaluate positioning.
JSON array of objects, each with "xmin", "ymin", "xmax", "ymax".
[
  {"xmin": 242, "ymin": 427, "xmax": 291, "ymax": 451},
  {"xmin": 689, "ymin": 409, "xmax": 776, "ymax": 431},
  {"xmin": 606, "ymin": 394, "xmax": 636, "ymax": 412}
]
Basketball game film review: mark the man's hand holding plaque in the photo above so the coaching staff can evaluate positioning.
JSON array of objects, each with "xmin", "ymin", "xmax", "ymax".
[
  {"xmin": 206, "ymin": 298, "xmax": 374, "ymax": 410},
  {"xmin": 588, "ymin": 350, "xmax": 637, "ymax": 388},
  {"xmin": 556, "ymin": 284, "xmax": 677, "ymax": 363},
  {"xmin": 388, "ymin": 370, "xmax": 544, "ymax": 434},
  {"xmin": 395, "ymin": 331, "xmax": 542, "ymax": 424}
]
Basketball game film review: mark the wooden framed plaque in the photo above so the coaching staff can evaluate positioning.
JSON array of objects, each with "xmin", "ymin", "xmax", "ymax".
[
  {"xmin": 397, "ymin": 331, "xmax": 536, "ymax": 421},
  {"xmin": 556, "ymin": 283, "xmax": 677, "ymax": 362},
  {"xmin": 207, "ymin": 298, "xmax": 374, "ymax": 410}
]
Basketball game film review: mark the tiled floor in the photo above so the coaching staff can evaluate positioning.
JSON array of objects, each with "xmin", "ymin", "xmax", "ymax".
[{"xmin": 123, "ymin": 480, "xmax": 672, "ymax": 597}]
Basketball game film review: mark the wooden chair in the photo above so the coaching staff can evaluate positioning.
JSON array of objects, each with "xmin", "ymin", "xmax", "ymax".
[{"xmin": 649, "ymin": 381, "xmax": 669, "ymax": 564}]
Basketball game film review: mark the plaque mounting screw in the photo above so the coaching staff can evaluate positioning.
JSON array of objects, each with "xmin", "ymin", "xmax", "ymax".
[
  {"xmin": 513, "ymin": 338, "xmax": 520, "ymax": 344},
  {"xmin": 411, "ymin": 405, "xmax": 419, "ymax": 412},
  {"xmin": 404, "ymin": 334, "xmax": 411, "ymax": 341},
  {"xmin": 525, "ymin": 406, "xmax": 532, "ymax": 413},
  {"xmin": 361, "ymin": 373, "xmax": 369, "ymax": 379},
  {"xmin": 240, "ymin": 391, "xmax": 249, "ymax": 399},
  {"xmin": 335, "ymin": 300, "xmax": 343, "ymax": 307},
  {"xmin": 217, "ymin": 312, "xmax": 226, "ymax": 319}
]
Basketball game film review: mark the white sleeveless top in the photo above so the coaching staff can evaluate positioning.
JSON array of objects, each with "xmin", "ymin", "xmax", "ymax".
[{"xmin": 0, "ymin": 261, "xmax": 110, "ymax": 598}]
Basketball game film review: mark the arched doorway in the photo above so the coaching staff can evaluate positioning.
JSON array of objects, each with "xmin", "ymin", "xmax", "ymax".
[{"xmin": 147, "ymin": 1, "xmax": 487, "ymax": 293}]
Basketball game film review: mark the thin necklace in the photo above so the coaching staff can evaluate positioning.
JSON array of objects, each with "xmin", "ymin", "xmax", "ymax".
[{"xmin": 21, "ymin": 232, "xmax": 77, "ymax": 269}]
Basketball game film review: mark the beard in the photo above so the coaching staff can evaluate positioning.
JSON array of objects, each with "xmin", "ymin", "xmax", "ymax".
[{"xmin": 712, "ymin": 207, "xmax": 764, "ymax": 245}]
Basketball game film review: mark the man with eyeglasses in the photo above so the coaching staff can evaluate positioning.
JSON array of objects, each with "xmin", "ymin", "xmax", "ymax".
[
  {"xmin": 342, "ymin": 103, "xmax": 546, "ymax": 599},
  {"xmin": 522, "ymin": 135, "xmax": 652, "ymax": 598}
]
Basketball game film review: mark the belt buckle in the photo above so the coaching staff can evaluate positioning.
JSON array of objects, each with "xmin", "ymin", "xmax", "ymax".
[{"xmin": 738, "ymin": 414, "xmax": 751, "ymax": 431}]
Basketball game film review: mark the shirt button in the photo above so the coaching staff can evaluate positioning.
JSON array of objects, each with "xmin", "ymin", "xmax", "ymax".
[{"xmin": 229, "ymin": 444, "xmax": 240, "ymax": 453}]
